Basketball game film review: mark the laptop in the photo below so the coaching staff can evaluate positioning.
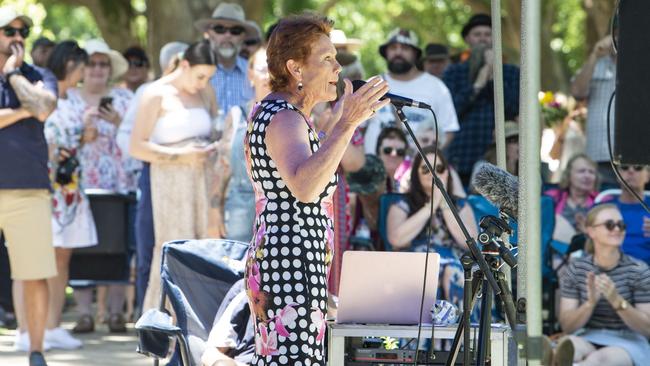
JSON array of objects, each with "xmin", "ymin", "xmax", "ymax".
[{"xmin": 336, "ymin": 251, "xmax": 440, "ymax": 325}]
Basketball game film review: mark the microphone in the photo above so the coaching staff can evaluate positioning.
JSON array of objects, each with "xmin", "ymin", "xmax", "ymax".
[
  {"xmin": 352, "ymin": 79, "xmax": 431, "ymax": 109},
  {"xmin": 472, "ymin": 163, "xmax": 518, "ymax": 218}
]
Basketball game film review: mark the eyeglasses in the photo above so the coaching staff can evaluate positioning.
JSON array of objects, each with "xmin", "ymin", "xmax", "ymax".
[
  {"xmin": 128, "ymin": 59, "xmax": 148, "ymax": 68},
  {"xmin": 244, "ymin": 38, "xmax": 261, "ymax": 46},
  {"xmin": 592, "ymin": 219, "xmax": 627, "ymax": 231},
  {"xmin": 620, "ymin": 165, "xmax": 645, "ymax": 172},
  {"xmin": 88, "ymin": 61, "xmax": 110, "ymax": 69},
  {"xmin": 212, "ymin": 24, "xmax": 246, "ymax": 36},
  {"xmin": 419, "ymin": 164, "xmax": 446, "ymax": 175},
  {"xmin": 381, "ymin": 146, "xmax": 406, "ymax": 157},
  {"xmin": 2, "ymin": 26, "xmax": 30, "ymax": 38}
]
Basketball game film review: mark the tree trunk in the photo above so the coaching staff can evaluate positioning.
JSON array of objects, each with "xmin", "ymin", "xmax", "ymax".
[{"xmin": 44, "ymin": 0, "xmax": 139, "ymax": 51}]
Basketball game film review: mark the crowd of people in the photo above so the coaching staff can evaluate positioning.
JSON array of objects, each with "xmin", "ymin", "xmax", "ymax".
[{"xmin": 0, "ymin": 3, "xmax": 648, "ymax": 366}]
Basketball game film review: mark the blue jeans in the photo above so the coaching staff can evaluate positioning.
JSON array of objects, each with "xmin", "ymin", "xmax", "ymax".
[{"xmin": 135, "ymin": 163, "xmax": 155, "ymax": 309}]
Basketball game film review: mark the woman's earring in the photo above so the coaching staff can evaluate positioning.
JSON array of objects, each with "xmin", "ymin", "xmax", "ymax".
[{"xmin": 298, "ymin": 82, "xmax": 303, "ymax": 91}]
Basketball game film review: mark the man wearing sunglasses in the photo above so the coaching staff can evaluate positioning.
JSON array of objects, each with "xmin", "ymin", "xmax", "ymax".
[
  {"xmin": 0, "ymin": 6, "xmax": 58, "ymax": 366},
  {"xmin": 610, "ymin": 164, "xmax": 650, "ymax": 265},
  {"xmin": 194, "ymin": 2, "xmax": 255, "ymax": 114},
  {"xmin": 122, "ymin": 45, "xmax": 150, "ymax": 93}
]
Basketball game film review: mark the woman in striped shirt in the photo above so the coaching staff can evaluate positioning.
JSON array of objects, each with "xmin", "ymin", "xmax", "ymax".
[{"xmin": 559, "ymin": 203, "xmax": 650, "ymax": 366}]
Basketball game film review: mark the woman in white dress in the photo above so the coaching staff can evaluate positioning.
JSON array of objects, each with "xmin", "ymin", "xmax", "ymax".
[{"xmin": 130, "ymin": 40, "xmax": 219, "ymax": 311}]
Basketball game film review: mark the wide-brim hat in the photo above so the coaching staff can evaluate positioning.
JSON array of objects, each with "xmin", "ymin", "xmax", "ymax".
[
  {"xmin": 461, "ymin": 14, "xmax": 491, "ymax": 39},
  {"xmin": 330, "ymin": 29, "xmax": 362, "ymax": 52},
  {"xmin": 84, "ymin": 39, "xmax": 129, "ymax": 80},
  {"xmin": 346, "ymin": 154, "xmax": 387, "ymax": 194},
  {"xmin": 194, "ymin": 2, "xmax": 256, "ymax": 37},
  {"xmin": 0, "ymin": 6, "xmax": 33, "ymax": 28},
  {"xmin": 379, "ymin": 28, "xmax": 422, "ymax": 60}
]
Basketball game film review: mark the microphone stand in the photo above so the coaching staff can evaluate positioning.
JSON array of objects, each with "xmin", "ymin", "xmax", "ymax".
[{"xmin": 393, "ymin": 106, "xmax": 502, "ymax": 365}]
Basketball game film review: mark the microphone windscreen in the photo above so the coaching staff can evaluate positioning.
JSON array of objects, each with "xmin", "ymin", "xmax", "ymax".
[
  {"xmin": 352, "ymin": 79, "xmax": 366, "ymax": 93},
  {"xmin": 472, "ymin": 163, "xmax": 519, "ymax": 218}
]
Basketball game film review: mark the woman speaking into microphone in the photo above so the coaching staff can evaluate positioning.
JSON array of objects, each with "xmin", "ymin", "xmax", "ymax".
[{"xmin": 243, "ymin": 13, "xmax": 389, "ymax": 365}]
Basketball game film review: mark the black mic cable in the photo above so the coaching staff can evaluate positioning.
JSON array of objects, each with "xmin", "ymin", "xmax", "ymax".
[{"xmin": 414, "ymin": 105, "xmax": 439, "ymax": 366}]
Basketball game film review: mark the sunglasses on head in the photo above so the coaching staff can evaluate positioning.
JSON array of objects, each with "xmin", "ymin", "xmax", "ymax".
[
  {"xmin": 381, "ymin": 146, "xmax": 406, "ymax": 157},
  {"xmin": 212, "ymin": 24, "xmax": 245, "ymax": 36},
  {"xmin": 419, "ymin": 163, "xmax": 445, "ymax": 175},
  {"xmin": 2, "ymin": 26, "xmax": 30, "ymax": 38},
  {"xmin": 620, "ymin": 165, "xmax": 645, "ymax": 172},
  {"xmin": 128, "ymin": 59, "xmax": 148, "ymax": 68},
  {"xmin": 592, "ymin": 219, "xmax": 627, "ymax": 231},
  {"xmin": 244, "ymin": 38, "xmax": 261, "ymax": 46}
]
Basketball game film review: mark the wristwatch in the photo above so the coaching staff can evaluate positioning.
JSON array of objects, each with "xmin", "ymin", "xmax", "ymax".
[
  {"xmin": 616, "ymin": 299, "xmax": 629, "ymax": 311},
  {"xmin": 5, "ymin": 68, "xmax": 22, "ymax": 81}
]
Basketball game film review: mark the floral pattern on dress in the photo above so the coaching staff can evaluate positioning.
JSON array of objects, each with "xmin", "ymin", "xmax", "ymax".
[{"xmin": 244, "ymin": 100, "xmax": 338, "ymax": 365}]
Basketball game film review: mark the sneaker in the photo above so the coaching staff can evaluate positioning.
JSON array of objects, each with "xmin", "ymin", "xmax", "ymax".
[
  {"xmin": 14, "ymin": 331, "xmax": 52, "ymax": 352},
  {"xmin": 45, "ymin": 327, "xmax": 82, "ymax": 350},
  {"xmin": 29, "ymin": 351, "xmax": 48, "ymax": 366}
]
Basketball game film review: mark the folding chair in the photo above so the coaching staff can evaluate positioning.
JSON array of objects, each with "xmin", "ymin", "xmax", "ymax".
[
  {"xmin": 135, "ymin": 238, "xmax": 249, "ymax": 366},
  {"xmin": 377, "ymin": 192, "xmax": 406, "ymax": 250}
]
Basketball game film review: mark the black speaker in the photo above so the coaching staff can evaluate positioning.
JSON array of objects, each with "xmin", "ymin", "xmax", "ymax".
[
  {"xmin": 69, "ymin": 190, "xmax": 134, "ymax": 283},
  {"xmin": 614, "ymin": 1, "xmax": 650, "ymax": 165}
]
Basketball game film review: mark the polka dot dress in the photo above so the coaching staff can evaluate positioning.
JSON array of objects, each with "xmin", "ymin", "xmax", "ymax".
[{"xmin": 244, "ymin": 100, "xmax": 338, "ymax": 366}]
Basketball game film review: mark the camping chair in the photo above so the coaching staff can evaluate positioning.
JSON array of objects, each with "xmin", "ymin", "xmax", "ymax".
[
  {"xmin": 377, "ymin": 192, "xmax": 406, "ymax": 250},
  {"xmin": 135, "ymin": 238, "xmax": 249, "ymax": 366}
]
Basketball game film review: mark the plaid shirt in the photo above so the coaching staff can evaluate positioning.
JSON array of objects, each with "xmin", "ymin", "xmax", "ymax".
[
  {"xmin": 443, "ymin": 62, "xmax": 520, "ymax": 175},
  {"xmin": 209, "ymin": 56, "xmax": 253, "ymax": 114},
  {"xmin": 584, "ymin": 56, "xmax": 616, "ymax": 162}
]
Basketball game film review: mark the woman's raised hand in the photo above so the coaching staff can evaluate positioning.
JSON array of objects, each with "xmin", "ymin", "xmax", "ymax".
[{"xmin": 335, "ymin": 76, "xmax": 391, "ymax": 128}]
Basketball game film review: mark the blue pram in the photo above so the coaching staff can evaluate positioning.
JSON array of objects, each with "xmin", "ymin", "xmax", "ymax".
[{"xmin": 135, "ymin": 239, "xmax": 249, "ymax": 366}]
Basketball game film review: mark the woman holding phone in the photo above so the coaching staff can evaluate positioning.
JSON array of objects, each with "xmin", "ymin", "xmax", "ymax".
[
  {"xmin": 63, "ymin": 39, "xmax": 135, "ymax": 334},
  {"xmin": 129, "ymin": 40, "xmax": 220, "ymax": 312}
]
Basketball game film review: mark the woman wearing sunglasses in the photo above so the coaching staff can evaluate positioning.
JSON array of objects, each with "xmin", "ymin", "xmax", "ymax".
[
  {"xmin": 558, "ymin": 203, "xmax": 650, "ymax": 366},
  {"xmin": 386, "ymin": 145, "xmax": 477, "ymax": 304}
]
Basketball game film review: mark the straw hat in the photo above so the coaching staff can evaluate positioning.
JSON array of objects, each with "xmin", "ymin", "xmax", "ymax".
[
  {"xmin": 84, "ymin": 39, "xmax": 128, "ymax": 80},
  {"xmin": 330, "ymin": 29, "xmax": 362, "ymax": 52},
  {"xmin": 194, "ymin": 2, "xmax": 257, "ymax": 37}
]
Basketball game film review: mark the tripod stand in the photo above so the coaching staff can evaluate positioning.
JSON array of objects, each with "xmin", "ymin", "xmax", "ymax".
[{"xmin": 445, "ymin": 214, "xmax": 518, "ymax": 366}]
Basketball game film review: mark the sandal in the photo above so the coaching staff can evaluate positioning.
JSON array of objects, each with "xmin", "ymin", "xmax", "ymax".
[{"xmin": 72, "ymin": 314, "xmax": 94, "ymax": 334}]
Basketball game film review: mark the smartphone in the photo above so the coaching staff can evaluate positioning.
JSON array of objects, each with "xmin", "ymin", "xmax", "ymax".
[{"xmin": 99, "ymin": 96, "xmax": 113, "ymax": 110}]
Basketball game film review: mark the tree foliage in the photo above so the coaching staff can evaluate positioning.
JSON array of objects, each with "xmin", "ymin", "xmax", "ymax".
[{"xmin": 15, "ymin": 0, "xmax": 613, "ymax": 91}]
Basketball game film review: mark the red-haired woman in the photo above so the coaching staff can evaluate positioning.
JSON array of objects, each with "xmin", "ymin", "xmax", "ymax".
[{"xmin": 243, "ymin": 13, "xmax": 389, "ymax": 365}]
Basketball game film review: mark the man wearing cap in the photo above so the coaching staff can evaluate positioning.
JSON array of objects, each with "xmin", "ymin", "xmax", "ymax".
[
  {"xmin": 422, "ymin": 43, "xmax": 450, "ymax": 78},
  {"xmin": 0, "ymin": 6, "xmax": 58, "ymax": 366},
  {"xmin": 364, "ymin": 28, "xmax": 459, "ymax": 156},
  {"xmin": 195, "ymin": 2, "xmax": 254, "ymax": 115},
  {"xmin": 122, "ymin": 45, "xmax": 150, "ymax": 93},
  {"xmin": 443, "ymin": 14, "xmax": 520, "ymax": 187}
]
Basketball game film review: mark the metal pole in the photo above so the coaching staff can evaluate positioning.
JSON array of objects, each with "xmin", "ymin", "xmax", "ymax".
[
  {"xmin": 519, "ymin": 0, "xmax": 542, "ymax": 365},
  {"xmin": 490, "ymin": 7, "xmax": 518, "ymax": 365},
  {"xmin": 491, "ymin": 0, "xmax": 506, "ymax": 170}
]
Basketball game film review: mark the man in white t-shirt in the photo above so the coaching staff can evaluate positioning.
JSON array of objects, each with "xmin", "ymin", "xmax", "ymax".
[{"xmin": 364, "ymin": 28, "xmax": 459, "ymax": 155}]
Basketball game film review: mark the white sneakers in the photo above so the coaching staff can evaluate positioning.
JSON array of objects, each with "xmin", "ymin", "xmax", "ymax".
[
  {"xmin": 45, "ymin": 327, "xmax": 83, "ymax": 350},
  {"xmin": 14, "ymin": 327, "xmax": 82, "ymax": 352},
  {"xmin": 13, "ymin": 331, "xmax": 51, "ymax": 352}
]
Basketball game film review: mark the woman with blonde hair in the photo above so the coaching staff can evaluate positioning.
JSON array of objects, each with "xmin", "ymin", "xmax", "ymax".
[{"xmin": 558, "ymin": 203, "xmax": 650, "ymax": 366}]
